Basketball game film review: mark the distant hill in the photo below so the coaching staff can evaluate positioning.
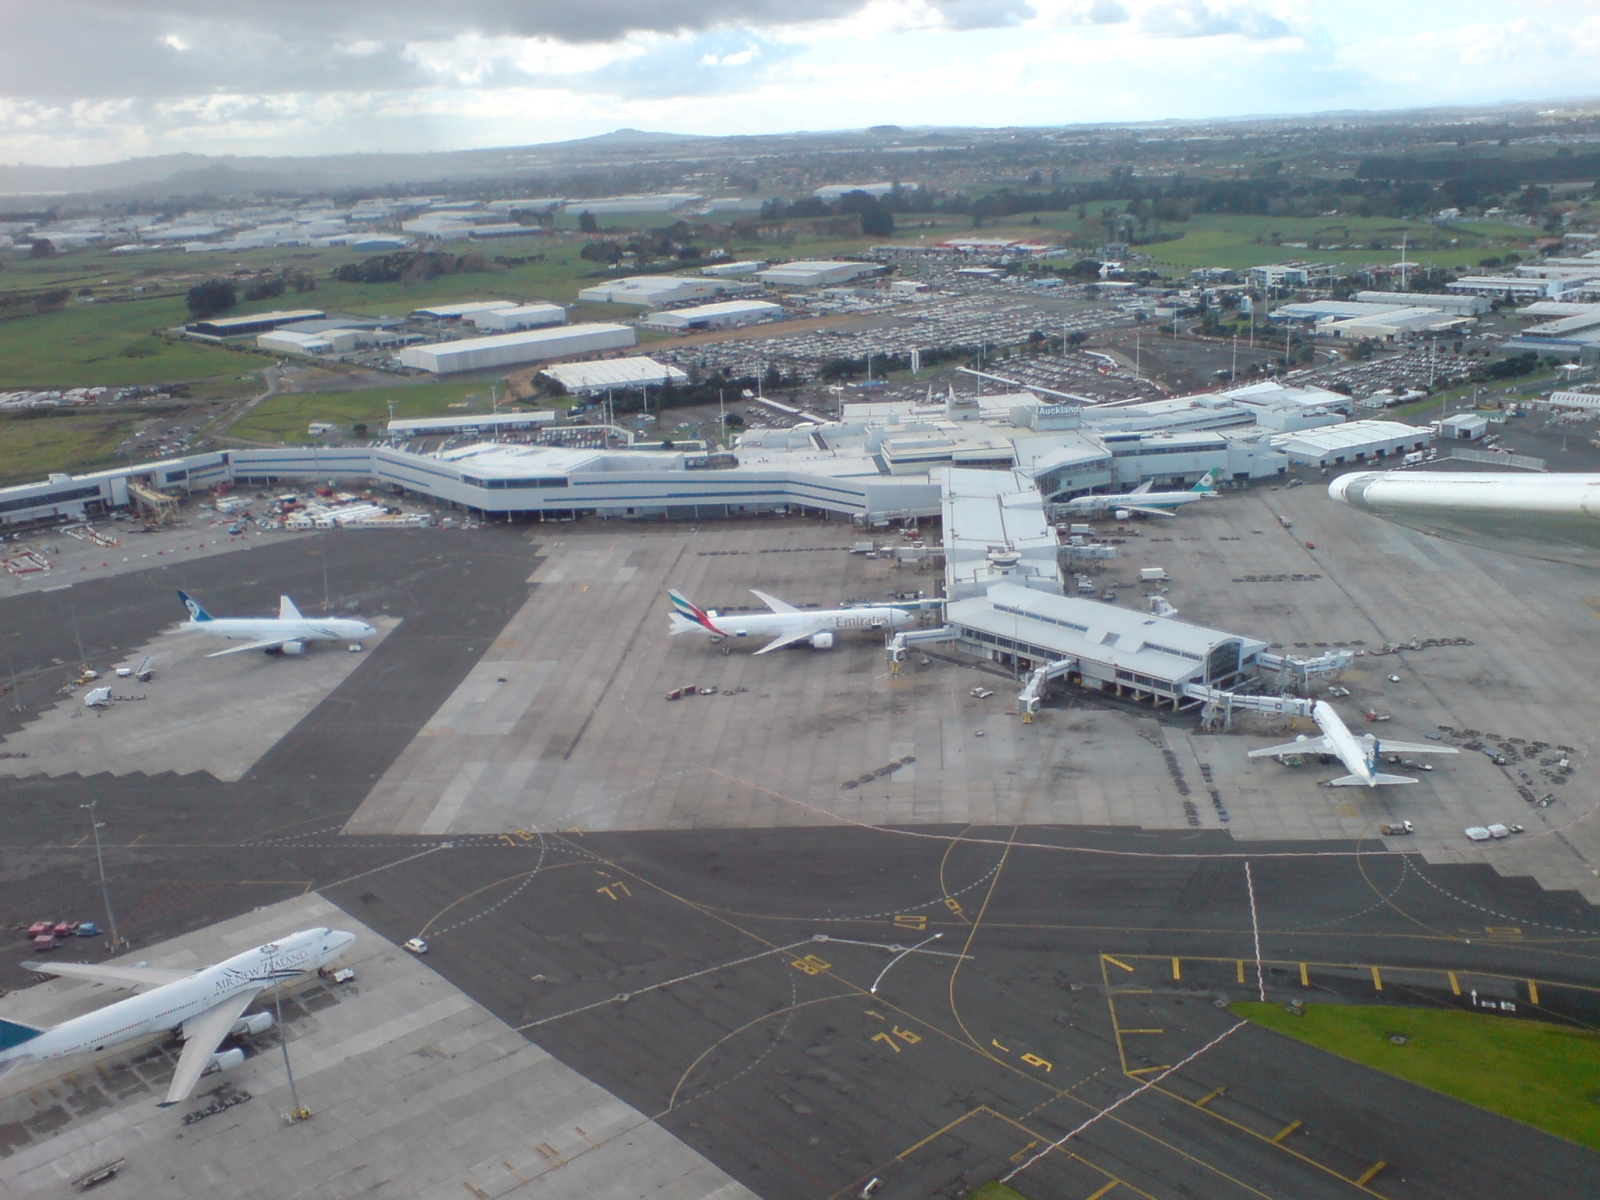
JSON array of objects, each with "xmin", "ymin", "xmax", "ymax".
[{"xmin": 0, "ymin": 129, "xmax": 707, "ymax": 198}]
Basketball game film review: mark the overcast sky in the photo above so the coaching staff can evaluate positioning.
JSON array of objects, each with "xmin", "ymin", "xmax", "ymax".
[{"xmin": 2, "ymin": 0, "xmax": 1598, "ymax": 166}]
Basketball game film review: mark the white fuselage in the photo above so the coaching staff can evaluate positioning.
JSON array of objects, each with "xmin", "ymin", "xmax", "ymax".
[
  {"xmin": 1064, "ymin": 490, "xmax": 1207, "ymax": 514},
  {"xmin": 1330, "ymin": 471, "xmax": 1600, "ymax": 519},
  {"xmin": 1311, "ymin": 700, "xmax": 1377, "ymax": 785},
  {"xmin": 695, "ymin": 605, "xmax": 914, "ymax": 642},
  {"xmin": 1, "ymin": 928, "xmax": 353, "ymax": 1068},
  {"xmin": 182, "ymin": 615, "xmax": 376, "ymax": 647}
]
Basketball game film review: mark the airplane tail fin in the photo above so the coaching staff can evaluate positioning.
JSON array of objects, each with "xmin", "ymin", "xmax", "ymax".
[
  {"xmin": 177, "ymin": 590, "xmax": 212, "ymax": 622},
  {"xmin": 667, "ymin": 589, "xmax": 721, "ymax": 635},
  {"xmin": 0, "ymin": 1018, "xmax": 44, "ymax": 1053},
  {"xmin": 1192, "ymin": 468, "xmax": 1220, "ymax": 494},
  {"xmin": 278, "ymin": 595, "xmax": 303, "ymax": 621}
]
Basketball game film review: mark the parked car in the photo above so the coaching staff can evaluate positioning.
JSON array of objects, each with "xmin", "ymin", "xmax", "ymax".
[
  {"xmin": 75, "ymin": 922, "xmax": 99, "ymax": 937},
  {"xmin": 403, "ymin": 938, "xmax": 428, "ymax": 954}
]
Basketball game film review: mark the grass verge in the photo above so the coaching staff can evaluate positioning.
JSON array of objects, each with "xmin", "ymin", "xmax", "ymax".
[
  {"xmin": 228, "ymin": 380, "xmax": 526, "ymax": 444},
  {"xmin": 1234, "ymin": 1002, "xmax": 1600, "ymax": 1151},
  {"xmin": 0, "ymin": 411, "xmax": 142, "ymax": 486},
  {"xmin": 969, "ymin": 1184, "xmax": 1031, "ymax": 1200}
]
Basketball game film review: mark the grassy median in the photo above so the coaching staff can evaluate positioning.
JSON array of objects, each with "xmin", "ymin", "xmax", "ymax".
[{"xmin": 1234, "ymin": 1002, "xmax": 1600, "ymax": 1151}]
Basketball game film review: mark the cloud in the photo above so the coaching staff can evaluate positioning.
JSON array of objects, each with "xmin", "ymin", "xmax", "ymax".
[
  {"xmin": 1062, "ymin": 0, "xmax": 1131, "ymax": 24},
  {"xmin": 926, "ymin": 0, "xmax": 1038, "ymax": 30},
  {"xmin": 0, "ymin": 1, "xmax": 865, "ymax": 98},
  {"xmin": 1139, "ymin": 1, "xmax": 1294, "ymax": 39}
]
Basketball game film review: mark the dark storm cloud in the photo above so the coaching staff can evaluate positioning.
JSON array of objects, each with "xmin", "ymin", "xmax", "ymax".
[{"xmin": 0, "ymin": 1, "xmax": 1037, "ymax": 98}]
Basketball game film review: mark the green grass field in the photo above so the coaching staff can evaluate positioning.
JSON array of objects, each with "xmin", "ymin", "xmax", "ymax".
[
  {"xmin": 1235, "ymin": 1003, "xmax": 1600, "ymax": 1151},
  {"xmin": 0, "ymin": 410, "xmax": 144, "ymax": 486},
  {"xmin": 978, "ymin": 210, "xmax": 1542, "ymax": 273},
  {"xmin": 0, "ymin": 293, "xmax": 247, "ymax": 389},
  {"xmin": 969, "ymin": 1183, "xmax": 1031, "ymax": 1200},
  {"xmin": 228, "ymin": 380, "xmax": 525, "ymax": 444}
]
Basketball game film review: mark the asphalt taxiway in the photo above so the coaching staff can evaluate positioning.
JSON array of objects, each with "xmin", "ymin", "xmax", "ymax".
[{"xmin": 0, "ymin": 521, "xmax": 1597, "ymax": 1198}]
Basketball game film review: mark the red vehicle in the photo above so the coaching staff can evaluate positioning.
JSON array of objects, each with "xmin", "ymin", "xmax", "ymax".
[
  {"xmin": 32, "ymin": 934, "xmax": 58, "ymax": 951},
  {"xmin": 52, "ymin": 921, "xmax": 77, "ymax": 938},
  {"xmin": 26, "ymin": 921, "xmax": 52, "ymax": 939}
]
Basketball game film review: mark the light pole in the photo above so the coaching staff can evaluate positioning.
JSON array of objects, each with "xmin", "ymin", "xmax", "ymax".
[{"xmin": 81, "ymin": 801, "xmax": 120, "ymax": 949}]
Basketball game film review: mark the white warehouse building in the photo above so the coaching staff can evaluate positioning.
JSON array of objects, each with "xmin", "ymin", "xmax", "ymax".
[
  {"xmin": 1271, "ymin": 419, "xmax": 1431, "ymax": 468},
  {"xmin": 399, "ymin": 324, "xmax": 635, "ymax": 375},
  {"xmin": 468, "ymin": 303, "xmax": 566, "ymax": 331},
  {"xmin": 640, "ymin": 299, "xmax": 784, "ymax": 332},
  {"xmin": 757, "ymin": 261, "xmax": 878, "ymax": 288},
  {"xmin": 577, "ymin": 276, "xmax": 747, "ymax": 307}
]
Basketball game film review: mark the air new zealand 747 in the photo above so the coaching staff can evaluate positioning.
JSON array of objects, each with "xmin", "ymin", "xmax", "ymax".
[{"xmin": 668, "ymin": 589, "xmax": 914, "ymax": 653}]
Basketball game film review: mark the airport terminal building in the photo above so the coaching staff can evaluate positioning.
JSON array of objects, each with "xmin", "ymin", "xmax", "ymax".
[
  {"xmin": 0, "ymin": 381, "xmax": 1364, "ymax": 531},
  {"xmin": 947, "ymin": 583, "xmax": 1268, "ymax": 704}
]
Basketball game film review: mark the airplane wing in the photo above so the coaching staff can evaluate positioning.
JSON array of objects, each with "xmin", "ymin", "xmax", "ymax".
[
  {"xmin": 1375, "ymin": 741, "xmax": 1460, "ymax": 756},
  {"xmin": 1118, "ymin": 505, "xmax": 1178, "ymax": 519},
  {"xmin": 207, "ymin": 638, "xmax": 285, "ymax": 657},
  {"xmin": 753, "ymin": 628, "xmax": 822, "ymax": 655},
  {"xmin": 160, "ymin": 990, "xmax": 261, "ymax": 1107},
  {"xmin": 20, "ymin": 961, "xmax": 195, "ymax": 991},
  {"xmin": 1130, "ymin": 480, "xmax": 1154, "ymax": 495},
  {"xmin": 750, "ymin": 589, "xmax": 800, "ymax": 615},
  {"xmin": 1248, "ymin": 736, "xmax": 1332, "ymax": 759},
  {"xmin": 1331, "ymin": 773, "xmax": 1416, "ymax": 786}
]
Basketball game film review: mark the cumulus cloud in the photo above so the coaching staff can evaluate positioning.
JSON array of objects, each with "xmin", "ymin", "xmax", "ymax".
[
  {"xmin": 1063, "ymin": 0, "xmax": 1131, "ymax": 24},
  {"xmin": 1139, "ymin": 0, "xmax": 1294, "ymax": 39},
  {"xmin": 927, "ymin": 0, "xmax": 1038, "ymax": 30}
]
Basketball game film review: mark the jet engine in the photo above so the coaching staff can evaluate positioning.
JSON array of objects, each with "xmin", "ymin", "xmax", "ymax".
[
  {"xmin": 810, "ymin": 631, "xmax": 834, "ymax": 650},
  {"xmin": 202, "ymin": 1047, "xmax": 246, "ymax": 1076},
  {"xmin": 231, "ymin": 1011, "xmax": 274, "ymax": 1037},
  {"xmin": 281, "ymin": 641, "xmax": 305, "ymax": 656}
]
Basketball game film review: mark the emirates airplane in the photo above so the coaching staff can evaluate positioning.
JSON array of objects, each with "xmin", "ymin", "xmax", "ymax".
[
  {"xmin": 668, "ymin": 589, "xmax": 914, "ymax": 653},
  {"xmin": 1, "ymin": 927, "xmax": 355, "ymax": 1106}
]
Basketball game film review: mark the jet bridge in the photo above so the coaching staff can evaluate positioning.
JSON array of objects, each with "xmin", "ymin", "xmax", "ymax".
[
  {"xmin": 1018, "ymin": 658, "xmax": 1079, "ymax": 721},
  {"xmin": 885, "ymin": 625, "xmax": 957, "ymax": 671},
  {"xmin": 1256, "ymin": 648, "xmax": 1354, "ymax": 689},
  {"xmin": 1182, "ymin": 684, "xmax": 1313, "ymax": 732}
]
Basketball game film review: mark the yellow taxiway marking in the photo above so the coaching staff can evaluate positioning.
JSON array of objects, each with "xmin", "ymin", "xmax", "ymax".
[
  {"xmin": 1270, "ymin": 1119, "xmax": 1302, "ymax": 1144},
  {"xmin": 1370, "ymin": 965, "xmax": 1382, "ymax": 992},
  {"xmin": 1195, "ymin": 1085, "xmax": 1226, "ymax": 1108},
  {"xmin": 1299, "ymin": 962, "xmax": 1309, "ymax": 987},
  {"xmin": 1355, "ymin": 1161, "xmax": 1387, "ymax": 1187},
  {"xmin": 1104, "ymin": 955, "xmax": 1134, "ymax": 972},
  {"xmin": 1529, "ymin": 979, "xmax": 1540, "ymax": 1006},
  {"xmin": 1120, "ymin": 1029, "xmax": 1164, "ymax": 1035},
  {"xmin": 1085, "ymin": 1183, "xmax": 1119, "ymax": 1200},
  {"xmin": 1236, "ymin": 959, "xmax": 1245, "ymax": 984},
  {"xmin": 1448, "ymin": 971, "xmax": 1461, "ymax": 996},
  {"xmin": 1171, "ymin": 957, "xmax": 1181, "ymax": 980}
]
